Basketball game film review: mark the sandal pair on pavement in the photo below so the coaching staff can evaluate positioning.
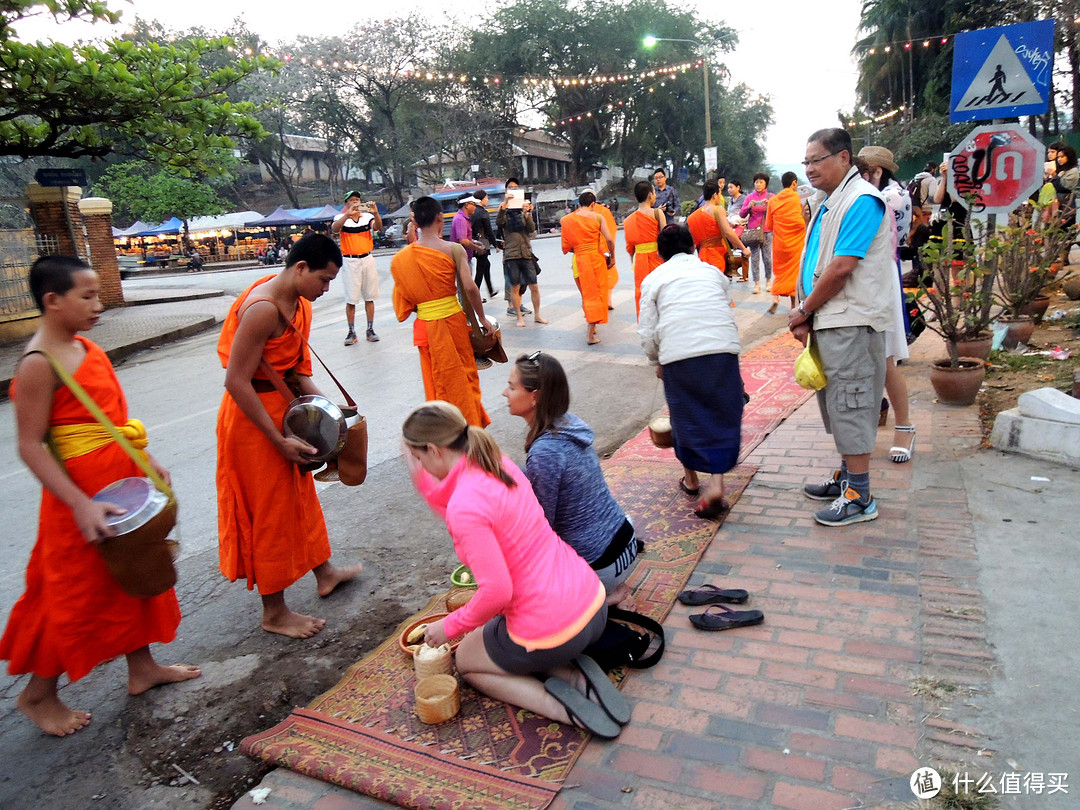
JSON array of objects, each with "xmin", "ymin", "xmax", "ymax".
[{"xmin": 544, "ymin": 655, "xmax": 631, "ymax": 739}]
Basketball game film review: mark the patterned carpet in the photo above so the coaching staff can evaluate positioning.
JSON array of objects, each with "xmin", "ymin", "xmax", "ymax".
[{"xmin": 241, "ymin": 332, "xmax": 810, "ymax": 810}]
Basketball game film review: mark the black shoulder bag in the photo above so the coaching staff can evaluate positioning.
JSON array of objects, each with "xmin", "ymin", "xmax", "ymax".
[{"xmin": 584, "ymin": 607, "xmax": 666, "ymax": 672}]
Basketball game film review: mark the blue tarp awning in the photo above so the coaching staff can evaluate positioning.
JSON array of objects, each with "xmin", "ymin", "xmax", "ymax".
[
  {"xmin": 137, "ymin": 217, "xmax": 184, "ymax": 236},
  {"xmin": 247, "ymin": 207, "xmax": 306, "ymax": 227},
  {"xmin": 115, "ymin": 220, "xmax": 152, "ymax": 237},
  {"xmin": 302, "ymin": 204, "xmax": 343, "ymax": 222}
]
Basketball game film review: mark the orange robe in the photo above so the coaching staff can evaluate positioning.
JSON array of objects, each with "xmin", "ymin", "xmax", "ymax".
[
  {"xmin": 765, "ymin": 188, "xmax": 806, "ymax": 298},
  {"xmin": 687, "ymin": 205, "xmax": 729, "ymax": 272},
  {"xmin": 561, "ymin": 212, "xmax": 609, "ymax": 325},
  {"xmin": 0, "ymin": 337, "xmax": 181, "ymax": 681},
  {"xmin": 216, "ymin": 277, "xmax": 331, "ymax": 595},
  {"xmin": 391, "ymin": 245, "xmax": 490, "ymax": 427},
  {"xmin": 623, "ymin": 208, "xmax": 663, "ymax": 316},
  {"xmin": 596, "ymin": 204, "xmax": 619, "ymax": 303}
]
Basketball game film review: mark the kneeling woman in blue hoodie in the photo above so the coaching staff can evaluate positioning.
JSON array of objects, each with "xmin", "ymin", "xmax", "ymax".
[{"xmin": 504, "ymin": 351, "xmax": 639, "ymax": 606}]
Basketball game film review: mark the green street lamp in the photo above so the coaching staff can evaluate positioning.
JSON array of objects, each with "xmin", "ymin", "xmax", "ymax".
[{"xmin": 643, "ymin": 35, "xmax": 712, "ymax": 149}]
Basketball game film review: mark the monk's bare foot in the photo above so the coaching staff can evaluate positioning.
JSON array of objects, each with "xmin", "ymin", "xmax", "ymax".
[
  {"xmin": 534, "ymin": 315, "xmax": 549, "ymax": 324},
  {"xmin": 516, "ymin": 317, "xmax": 526, "ymax": 328},
  {"xmin": 315, "ymin": 562, "xmax": 363, "ymax": 597},
  {"xmin": 128, "ymin": 664, "xmax": 202, "ymax": 696},
  {"xmin": 17, "ymin": 691, "xmax": 91, "ymax": 736},
  {"xmin": 262, "ymin": 609, "xmax": 326, "ymax": 639}
]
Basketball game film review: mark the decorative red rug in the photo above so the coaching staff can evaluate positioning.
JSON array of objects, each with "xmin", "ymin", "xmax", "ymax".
[{"xmin": 241, "ymin": 332, "xmax": 810, "ymax": 810}]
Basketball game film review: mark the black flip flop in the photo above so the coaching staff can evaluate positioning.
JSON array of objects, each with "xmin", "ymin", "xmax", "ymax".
[
  {"xmin": 677, "ymin": 584, "xmax": 749, "ymax": 606},
  {"xmin": 689, "ymin": 604, "xmax": 765, "ymax": 631},
  {"xmin": 544, "ymin": 676, "xmax": 621, "ymax": 739},
  {"xmin": 678, "ymin": 478, "xmax": 700, "ymax": 497},
  {"xmin": 573, "ymin": 654, "xmax": 631, "ymax": 725}
]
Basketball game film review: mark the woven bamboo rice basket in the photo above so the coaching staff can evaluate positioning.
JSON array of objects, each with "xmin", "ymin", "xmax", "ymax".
[
  {"xmin": 413, "ymin": 643, "xmax": 454, "ymax": 679},
  {"xmin": 648, "ymin": 416, "xmax": 673, "ymax": 448},
  {"xmin": 414, "ymin": 674, "xmax": 460, "ymax": 724}
]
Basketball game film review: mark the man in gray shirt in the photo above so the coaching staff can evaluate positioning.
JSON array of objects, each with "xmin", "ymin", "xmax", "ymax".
[{"xmin": 652, "ymin": 168, "xmax": 681, "ymax": 220}]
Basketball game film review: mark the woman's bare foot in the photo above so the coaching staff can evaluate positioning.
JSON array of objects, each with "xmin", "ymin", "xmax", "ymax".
[
  {"xmin": 315, "ymin": 562, "xmax": 363, "ymax": 597},
  {"xmin": 534, "ymin": 315, "xmax": 549, "ymax": 324},
  {"xmin": 128, "ymin": 664, "xmax": 202, "ymax": 696},
  {"xmin": 262, "ymin": 609, "xmax": 326, "ymax": 639},
  {"xmin": 17, "ymin": 689, "xmax": 91, "ymax": 736},
  {"xmin": 605, "ymin": 581, "xmax": 635, "ymax": 610}
]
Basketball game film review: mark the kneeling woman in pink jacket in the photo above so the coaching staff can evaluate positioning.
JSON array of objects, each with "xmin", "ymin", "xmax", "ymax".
[{"xmin": 403, "ymin": 400, "xmax": 630, "ymax": 738}]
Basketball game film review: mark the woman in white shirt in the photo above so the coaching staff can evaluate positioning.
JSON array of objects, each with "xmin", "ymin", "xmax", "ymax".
[{"xmin": 638, "ymin": 225, "xmax": 743, "ymax": 520}]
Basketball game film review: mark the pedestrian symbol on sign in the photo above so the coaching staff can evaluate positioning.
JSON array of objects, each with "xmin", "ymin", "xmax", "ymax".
[{"xmin": 956, "ymin": 36, "xmax": 1043, "ymax": 112}]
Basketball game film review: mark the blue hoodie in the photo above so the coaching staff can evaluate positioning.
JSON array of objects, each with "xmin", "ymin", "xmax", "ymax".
[{"xmin": 525, "ymin": 413, "xmax": 627, "ymax": 565}]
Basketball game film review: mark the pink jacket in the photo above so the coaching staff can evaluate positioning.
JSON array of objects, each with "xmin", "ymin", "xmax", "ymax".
[{"xmin": 412, "ymin": 455, "xmax": 604, "ymax": 648}]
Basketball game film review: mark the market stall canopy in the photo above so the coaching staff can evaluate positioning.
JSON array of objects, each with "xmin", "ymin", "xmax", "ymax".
[
  {"xmin": 188, "ymin": 211, "xmax": 263, "ymax": 232},
  {"xmin": 246, "ymin": 207, "xmax": 306, "ymax": 227},
  {"xmin": 535, "ymin": 188, "xmax": 575, "ymax": 204},
  {"xmin": 115, "ymin": 220, "xmax": 152, "ymax": 237},
  {"xmin": 138, "ymin": 217, "xmax": 184, "ymax": 236},
  {"xmin": 302, "ymin": 204, "xmax": 342, "ymax": 222},
  {"xmin": 387, "ymin": 203, "xmax": 412, "ymax": 220}
]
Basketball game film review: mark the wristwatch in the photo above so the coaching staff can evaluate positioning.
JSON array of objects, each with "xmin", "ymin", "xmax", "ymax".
[{"xmin": 798, "ymin": 303, "xmax": 808, "ymax": 317}]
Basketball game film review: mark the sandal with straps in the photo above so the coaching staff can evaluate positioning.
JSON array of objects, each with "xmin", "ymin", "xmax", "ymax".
[{"xmin": 889, "ymin": 425, "xmax": 916, "ymax": 463}]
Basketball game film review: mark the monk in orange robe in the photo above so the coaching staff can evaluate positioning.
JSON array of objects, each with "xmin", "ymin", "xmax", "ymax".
[
  {"xmin": 687, "ymin": 179, "xmax": 746, "ymax": 275},
  {"xmin": 594, "ymin": 201, "xmax": 619, "ymax": 307},
  {"xmin": 765, "ymin": 171, "xmax": 806, "ymax": 314},
  {"xmin": 562, "ymin": 190, "xmax": 614, "ymax": 345},
  {"xmin": 2, "ymin": 256, "xmax": 199, "ymax": 737},
  {"xmin": 392, "ymin": 196, "xmax": 492, "ymax": 428},
  {"xmin": 623, "ymin": 180, "xmax": 666, "ymax": 316},
  {"xmin": 217, "ymin": 234, "xmax": 360, "ymax": 640}
]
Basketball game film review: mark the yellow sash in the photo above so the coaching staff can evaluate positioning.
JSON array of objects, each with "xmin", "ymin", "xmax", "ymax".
[
  {"xmin": 416, "ymin": 295, "xmax": 462, "ymax": 321},
  {"xmin": 51, "ymin": 419, "xmax": 148, "ymax": 461},
  {"xmin": 634, "ymin": 242, "xmax": 658, "ymax": 255}
]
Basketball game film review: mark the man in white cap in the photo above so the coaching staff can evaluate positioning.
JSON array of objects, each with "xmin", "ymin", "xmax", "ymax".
[
  {"xmin": 451, "ymin": 194, "xmax": 483, "ymax": 277},
  {"xmin": 331, "ymin": 190, "xmax": 382, "ymax": 344}
]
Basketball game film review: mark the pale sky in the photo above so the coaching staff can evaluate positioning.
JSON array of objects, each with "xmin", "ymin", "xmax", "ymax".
[{"xmin": 16, "ymin": 0, "xmax": 863, "ymax": 166}]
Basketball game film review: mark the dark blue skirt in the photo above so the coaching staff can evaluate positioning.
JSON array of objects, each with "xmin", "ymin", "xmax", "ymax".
[{"xmin": 663, "ymin": 353, "xmax": 743, "ymax": 474}]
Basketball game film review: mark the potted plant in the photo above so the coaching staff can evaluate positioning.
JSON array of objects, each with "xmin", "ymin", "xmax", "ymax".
[
  {"xmin": 914, "ymin": 215, "xmax": 996, "ymax": 405},
  {"xmin": 994, "ymin": 214, "xmax": 1074, "ymax": 342}
]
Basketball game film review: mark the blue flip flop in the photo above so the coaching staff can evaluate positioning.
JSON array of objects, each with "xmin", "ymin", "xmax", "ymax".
[
  {"xmin": 544, "ymin": 676, "xmax": 621, "ymax": 739},
  {"xmin": 573, "ymin": 654, "xmax": 631, "ymax": 725}
]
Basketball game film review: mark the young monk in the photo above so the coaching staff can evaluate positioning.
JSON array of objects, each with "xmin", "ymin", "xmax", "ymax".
[
  {"xmin": 391, "ymin": 195, "xmax": 493, "ymax": 427},
  {"xmin": 216, "ymin": 233, "xmax": 361, "ymax": 639},
  {"xmin": 593, "ymin": 198, "xmax": 619, "ymax": 309},
  {"xmin": 561, "ymin": 190, "xmax": 614, "ymax": 345},
  {"xmin": 687, "ymin": 179, "xmax": 747, "ymax": 275},
  {"xmin": 623, "ymin": 180, "xmax": 666, "ymax": 317},
  {"xmin": 1, "ymin": 256, "xmax": 200, "ymax": 736},
  {"xmin": 764, "ymin": 171, "xmax": 805, "ymax": 315}
]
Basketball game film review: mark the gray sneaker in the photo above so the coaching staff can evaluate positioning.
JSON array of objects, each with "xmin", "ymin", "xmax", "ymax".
[
  {"xmin": 803, "ymin": 471, "xmax": 843, "ymax": 501},
  {"xmin": 366, "ymin": 328, "xmax": 379, "ymax": 343},
  {"xmin": 815, "ymin": 492, "xmax": 878, "ymax": 527}
]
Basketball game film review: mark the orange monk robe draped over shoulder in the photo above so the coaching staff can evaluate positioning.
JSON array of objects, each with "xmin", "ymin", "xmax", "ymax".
[
  {"xmin": 596, "ymin": 204, "xmax": 619, "ymax": 303},
  {"xmin": 623, "ymin": 208, "xmax": 663, "ymax": 316},
  {"xmin": 216, "ymin": 277, "xmax": 331, "ymax": 595},
  {"xmin": 561, "ymin": 213, "xmax": 609, "ymax": 325},
  {"xmin": 0, "ymin": 337, "xmax": 181, "ymax": 681},
  {"xmin": 765, "ymin": 187, "xmax": 806, "ymax": 298},
  {"xmin": 391, "ymin": 245, "xmax": 490, "ymax": 427},
  {"xmin": 687, "ymin": 205, "xmax": 729, "ymax": 272}
]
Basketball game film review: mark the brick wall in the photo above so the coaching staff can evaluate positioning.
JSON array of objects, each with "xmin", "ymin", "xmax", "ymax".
[
  {"xmin": 78, "ymin": 198, "xmax": 124, "ymax": 309},
  {"xmin": 27, "ymin": 183, "xmax": 88, "ymax": 260}
]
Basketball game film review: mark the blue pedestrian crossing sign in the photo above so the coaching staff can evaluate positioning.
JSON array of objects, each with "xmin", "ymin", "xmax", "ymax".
[{"xmin": 950, "ymin": 20, "xmax": 1054, "ymax": 123}]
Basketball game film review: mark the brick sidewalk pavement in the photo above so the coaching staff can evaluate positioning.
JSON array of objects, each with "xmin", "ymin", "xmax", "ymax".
[{"xmin": 234, "ymin": 344, "xmax": 1000, "ymax": 810}]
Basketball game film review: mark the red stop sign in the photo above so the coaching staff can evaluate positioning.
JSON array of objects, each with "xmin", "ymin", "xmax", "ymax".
[{"xmin": 946, "ymin": 124, "xmax": 1044, "ymax": 215}]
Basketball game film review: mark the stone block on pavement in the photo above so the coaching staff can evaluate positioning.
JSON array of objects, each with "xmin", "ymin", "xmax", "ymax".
[
  {"xmin": 990, "ymin": 406, "xmax": 1080, "ymax": 466},
  {"xmin": 1018, "ymin": 387, "xmax": 1080, "ymax": 424}
]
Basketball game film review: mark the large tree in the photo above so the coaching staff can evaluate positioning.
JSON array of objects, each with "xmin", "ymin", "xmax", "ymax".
[
  {"xmin": 92, "ymin": 161, "xmax": 228, "ymax": 240},
  {"xmin": 0, "ymin": 0, "xmax": 270, "ymax": 174}
]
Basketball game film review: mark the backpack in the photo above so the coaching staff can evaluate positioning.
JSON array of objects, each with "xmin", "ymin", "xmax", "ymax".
[
  {"xmin": 584, "ymin": 607, "xmax": 666, "ymax": 672},
  {"xmin": 907, "ymin": 173, "xmax": 930, "ymax": 210}
]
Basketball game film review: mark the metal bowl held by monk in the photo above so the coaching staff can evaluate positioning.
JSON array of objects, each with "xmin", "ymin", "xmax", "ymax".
[
  {"xmin": 282, "ymin": 395, "xmax": 347, "ymax": 461},
  {"xmin": 93, "ymin": 477, "xmax": 169, "ymax": 536}
]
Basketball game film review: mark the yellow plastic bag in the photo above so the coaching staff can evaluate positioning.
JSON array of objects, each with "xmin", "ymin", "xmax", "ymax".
[{"xmin": 794, "ymin": 332, "xmax": 827, "ymax": 390}]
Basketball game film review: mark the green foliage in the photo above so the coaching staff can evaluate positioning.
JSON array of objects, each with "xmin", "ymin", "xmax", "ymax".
[
  {"xmin": 92, "ymin": 162, "xmax": 228, "ymax": 225},
  {"xmin": 0, "ymin": 0, "xmax": 272, "ymax": 173}
]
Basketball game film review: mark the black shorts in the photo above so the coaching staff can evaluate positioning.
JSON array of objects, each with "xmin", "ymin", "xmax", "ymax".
[
  {"xmin": 505, "ymin": 258, "xmax": 538, "ymax": 286},
  {"xmin": 482, "ymin": 606, "xmax": 607, "ymax": 675}
]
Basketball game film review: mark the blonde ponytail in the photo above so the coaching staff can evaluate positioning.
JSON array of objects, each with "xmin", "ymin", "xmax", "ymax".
[
  {"xmin": 464, "ymin": 425, "xmax": 516, "ymax": 488},
  {"xmin": 403, "ymin": 401, "xmax": 516, "ymax": 488}
]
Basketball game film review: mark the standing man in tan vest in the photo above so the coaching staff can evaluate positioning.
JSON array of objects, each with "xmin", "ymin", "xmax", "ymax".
[{"xmin": 787, "ymin": 128, "xmax": 894, "ymax": 528}]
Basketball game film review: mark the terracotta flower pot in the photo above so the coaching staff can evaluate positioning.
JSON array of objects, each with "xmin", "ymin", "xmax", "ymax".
[
  {"xmin": 929, "ymin": 357, "xmax": 986, "ymax": 406},
  {"xmin": 1063, "ymin": 275, "xmax": 1080, "ymax": 301},
  {"xmin": 1019, "ymin": 295, "xmax": 1050, "ymax": 324},
  {"xmin": 998, "ymin": 316, "xmax": 1035, "ymax": 349},
  {"xmin": 947, "ymin": 332, "xmax": 993, "ymax": 362}
]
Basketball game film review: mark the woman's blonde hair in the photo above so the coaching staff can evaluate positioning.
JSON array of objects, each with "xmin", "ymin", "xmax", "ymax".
[{"xmin": 402, "ymin": 401, "xmax": 515, "ymax": 488}]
